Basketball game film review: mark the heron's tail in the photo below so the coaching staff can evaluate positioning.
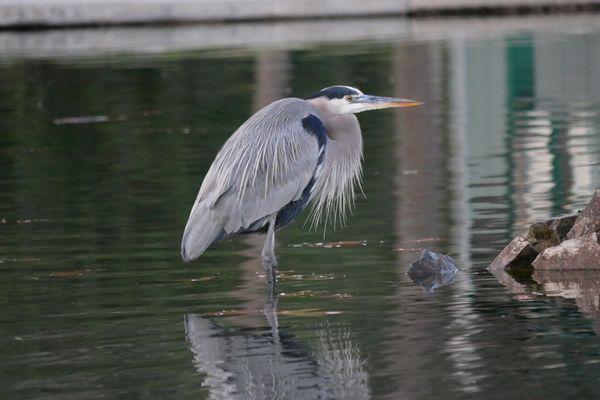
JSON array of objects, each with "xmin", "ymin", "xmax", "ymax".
[{"xmin": 181, "ymin": 202, "xmax": 226, "ymax": 262}]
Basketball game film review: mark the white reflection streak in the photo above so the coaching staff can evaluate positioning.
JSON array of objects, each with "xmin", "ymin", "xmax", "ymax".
[
  {"xmin": 184, "ymin": 316, "xmax": 240, "ymax": 400},
  {"xmin": 519, "ymin": 109, "xmax": 554, "ymax": 224},
  {"xmin": 315, "ymin": 322, "xmax": 371, "ymax": 400},
  {"xmin": 533, "ymin": 34, "xmax": 600, "ymax": 205},
  {"xmin": 568, "ymin": 120, "xmax": 597, "ymax": 197},
  {"xmin": 445, "ymin": 38, "xmax": 484, "ymax": 393}
]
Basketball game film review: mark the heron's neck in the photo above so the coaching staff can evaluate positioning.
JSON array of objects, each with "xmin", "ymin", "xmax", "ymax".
[
  {"xmin": 306, "ymin": 98, "xmax": 363, "ymax": 152},
  {"xmin": 323, "ymin": 113, "xmax": 363, "ymax": 163},
  {"xmin": 305, "ymin": 111, "xmax": 364, "ymax": 228}
]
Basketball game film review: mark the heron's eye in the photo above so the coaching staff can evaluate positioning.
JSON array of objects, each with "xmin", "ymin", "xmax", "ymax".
[{"xmin": 346, "ymin": 96, "xmax": 354, "ymax": 102}]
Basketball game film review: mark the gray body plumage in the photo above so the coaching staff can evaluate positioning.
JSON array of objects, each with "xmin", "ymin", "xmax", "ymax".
[
  {"xmin": 181, "ymin": 85, "xmax": 421, "ymax": 281},
  {"xmin": 181, "ymin": 97, "xmax": 362, "ymax": 263}
]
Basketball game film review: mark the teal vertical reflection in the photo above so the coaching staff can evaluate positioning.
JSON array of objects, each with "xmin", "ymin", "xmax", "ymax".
[
  {"xmin": 505, "ymin": 35, "xmax": 535, "ymax": 237},
  {"xmin": 506, "ymin": 39, "xmax": 535, "ymax": 99}
]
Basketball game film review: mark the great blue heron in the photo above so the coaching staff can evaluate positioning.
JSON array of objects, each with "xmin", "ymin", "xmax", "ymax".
[{"xmin": 181, "ymin": 85, "xmax": 421, "ymax": 282}]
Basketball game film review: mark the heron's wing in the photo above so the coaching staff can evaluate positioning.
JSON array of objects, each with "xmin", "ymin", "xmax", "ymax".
[{"xmin": 181, "ymin": 99, "xmax": 325, "ymax": 262}]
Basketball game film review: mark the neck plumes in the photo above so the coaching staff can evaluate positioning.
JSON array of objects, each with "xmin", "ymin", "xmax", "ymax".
[{"xmin": 308, "ymin": 113, "xmax": 364, "ymax": 229}]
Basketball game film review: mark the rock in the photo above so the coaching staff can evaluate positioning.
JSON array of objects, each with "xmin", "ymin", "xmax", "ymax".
[
  {"xmin": 408, "ymin": 249, "xmax": 458, "ymax": 294},
  {"xmin": 488, "ymin": 189, "xmax": 599, "ymax": 272},
  {"xmin": 524, "ymin": 214, "xmax": 577, "ymax": 253},
  {"xmin": 567, "ymin": 189, "xmax": 600, "ymax": 239},
  {"xmin": 532, "ymin": 233, "xmax": 600, "ymax": 270},
  {"xmin": 526, "ymin": 222, "xmax": 560, "ymax": 254},
  {"xmin": 543, "ymin": 214, "xmax": 578, "ymax": 241},
  {"xmin": 488, "ymin": 236, "xmax": 538, "ymax": 272}
]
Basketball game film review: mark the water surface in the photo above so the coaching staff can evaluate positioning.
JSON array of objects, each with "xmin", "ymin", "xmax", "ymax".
[{"xmin": 1, "ymin": 15, "xmax": 600, "ymax": 400}]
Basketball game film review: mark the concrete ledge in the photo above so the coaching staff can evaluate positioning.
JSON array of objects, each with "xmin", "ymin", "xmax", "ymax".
[
  {"xmin": 1, "ymin": 14, "xmax": 599, "ymax": 60},
  {"xmin": 0, "ymin": 0, "xmax": 409, "ymax": 27},
  {"xmin": 0, "ymin": 0, "xmax": 597, "ymax": 28}
]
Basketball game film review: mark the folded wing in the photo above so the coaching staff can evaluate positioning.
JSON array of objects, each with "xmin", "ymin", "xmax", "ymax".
[{"xmin": 181, "ymin": 98, "xmax": 324, "ymax": 262}]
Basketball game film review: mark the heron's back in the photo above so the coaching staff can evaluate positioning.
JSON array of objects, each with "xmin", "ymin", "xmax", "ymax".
[{"xmin": 181, "ymin": 98, "xmax": 325, "ymax": 262}]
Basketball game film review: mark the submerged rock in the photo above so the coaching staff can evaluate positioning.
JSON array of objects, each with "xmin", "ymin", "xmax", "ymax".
[
  {"xmin": 488, "ymin": 236, "xmax": 538, "ymax": 273},
  {"xmin": 532, "ymin": 233, "xmax": 600, "ymax": 270},
  {"xmin": 567, "ymin": 189, "xmax": 600, "ymax": 239},
  {"xmin": 408, "ymin": 250, "xmax": 459, "ymax": 293}
]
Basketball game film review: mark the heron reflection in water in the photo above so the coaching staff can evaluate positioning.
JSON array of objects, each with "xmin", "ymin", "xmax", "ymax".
[
  {"xmin": 184, "ymin": 290, "xmax": 370, "ymax": 399},
  {"xmin": 181, "ymin": 85, "xmax": 422, "ymax": 282}
]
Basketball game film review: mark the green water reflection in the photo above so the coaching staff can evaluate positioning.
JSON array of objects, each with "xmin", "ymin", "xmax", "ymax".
[{"xmin": 1, "ymin": 17, "xmax": 600, "ymax": 400}]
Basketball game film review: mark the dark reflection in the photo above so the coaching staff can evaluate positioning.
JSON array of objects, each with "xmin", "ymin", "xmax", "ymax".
[
  {"xmin": 488, "ymin": 268, "xmax": 532, "ymax": 299},
  {"xmin": 184, "ymin": 289, "xmax": 370, "ymax": 400},
  {"xmin": 533, "ymin": 270, "xmax": 600, "ymax": 334},
  {"xmin": 492, "ymin": 266, "xmax": 600, "ymax": 334}
]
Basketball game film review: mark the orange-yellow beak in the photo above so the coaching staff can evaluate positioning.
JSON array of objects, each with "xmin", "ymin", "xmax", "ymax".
[
  {"xmin": 352, "ymin": 94, "xmax": 423, "ymax": 112},
  {"xmin": 384, "ymin": 98, "xmax": 424, "ymax": 108}
]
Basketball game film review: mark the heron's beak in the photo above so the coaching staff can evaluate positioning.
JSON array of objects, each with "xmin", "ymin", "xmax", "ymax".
[{"xmin": 352, "ymin": 94, "xmax": 423, "ymax": 113}]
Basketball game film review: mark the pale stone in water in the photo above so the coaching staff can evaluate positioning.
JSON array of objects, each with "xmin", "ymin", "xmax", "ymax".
[{"xmin": 532, "ymin": 233, "xmax": 600, "ymax": 270}]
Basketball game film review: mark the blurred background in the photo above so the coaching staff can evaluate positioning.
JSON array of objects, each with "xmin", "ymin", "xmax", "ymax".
[{"xmin": 1, "ymin": 1, "xmax": 600, "ymax": 400}]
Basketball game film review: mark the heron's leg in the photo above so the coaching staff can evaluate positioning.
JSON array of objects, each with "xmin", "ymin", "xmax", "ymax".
[
  {"xmin": 264, "ymin": 286, "xmax": 279, "ymax": 338},
  {"xmin": 262, "ymin": 215, "xmax": 278, "ymax": 283}
]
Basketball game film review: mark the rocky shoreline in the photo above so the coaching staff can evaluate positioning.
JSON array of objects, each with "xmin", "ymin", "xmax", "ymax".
[{"xmin": 489, "ymin": 189, "xmax": 600, "ymax": 272}]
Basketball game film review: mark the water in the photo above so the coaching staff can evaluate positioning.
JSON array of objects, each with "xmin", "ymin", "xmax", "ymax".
[{"xmin": 1, "ymin": 15, "xmax": 600, "ymax": 399}]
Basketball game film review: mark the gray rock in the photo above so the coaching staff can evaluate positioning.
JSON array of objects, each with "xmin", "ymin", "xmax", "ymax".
[
  {"xmin": 408, "ymin": 249, "xmax": 458, "ymax": 294},
  {"xmin": 567, "ymin": 189, "xmax": 600, "ymax": 239},
  {"xmin": 532, "ymin": 233, "xmax": 600, "ymax": 270},
  {"xmin": 488, "ymin": 236, "xmax": 538, "ymax": 272}
]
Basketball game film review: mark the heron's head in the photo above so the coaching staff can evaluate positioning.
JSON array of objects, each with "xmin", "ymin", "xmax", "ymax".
[{"xmin": 305, "ymin": 85, "xmax": 422, "ymax": 115}]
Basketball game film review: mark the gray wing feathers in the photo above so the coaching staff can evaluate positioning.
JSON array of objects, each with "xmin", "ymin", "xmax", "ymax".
[
  {"xmin": 181, "ymin": 202, "xmax": 226, "ymax": 262},
  {"xmin": 181, "ymin": 99, "xmax": 320, "ymax": 262}
]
